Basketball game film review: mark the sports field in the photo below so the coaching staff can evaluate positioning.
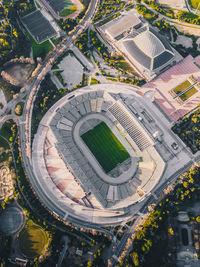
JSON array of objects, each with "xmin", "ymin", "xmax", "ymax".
[
  {"xmin": 19, "ymin": 220, "xmax": 48, "ymax": 258},
  {"xmin": 47, "ymin": 0, "xmax": 73, "ymax": 14},
  {"xmin": 81, "ymin": 122, "xmax": 130, "ymax": 173},
  {"xmin": 22, "ymin": 10, "xmax": 56, "ymax": 44}
]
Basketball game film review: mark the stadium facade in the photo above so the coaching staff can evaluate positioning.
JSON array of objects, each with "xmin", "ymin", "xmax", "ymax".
[
  {"xmin": 100, "ymin": 10, "xmax": 182, "ymax": 81},
  {"xmin": 31, "ymin": 84, "xmax": 190, "ymax": 227}
]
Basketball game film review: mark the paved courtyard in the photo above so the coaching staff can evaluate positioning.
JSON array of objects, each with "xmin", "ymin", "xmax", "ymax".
[
  {"xmin": 157, "ymin": 0, "xmax": 186, "ymax": 9},
  {"xmin": 58, "ymin": 53, "xmax": 83, "ymax": 89},
  {"xmin": 0, "ymin": 89, "xmax": 7, "ymax": 107},
  {"xmin": 141, "ymin": 55, "xmax": 200, "ymax": 122}
]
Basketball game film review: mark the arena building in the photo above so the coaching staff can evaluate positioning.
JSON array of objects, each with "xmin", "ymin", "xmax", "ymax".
[
  {"xmin": 100, "ymin": 10, "xmax": 182, "ymax": 81},
  {"xmin": 32, "ymin": 84, "xmax": 191, "ymax": 227}
]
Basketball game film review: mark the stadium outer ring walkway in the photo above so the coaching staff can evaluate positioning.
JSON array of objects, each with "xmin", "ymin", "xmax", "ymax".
[{"xmin": 73, "ymin": 113, "xmax": 138, "ymax": 184}]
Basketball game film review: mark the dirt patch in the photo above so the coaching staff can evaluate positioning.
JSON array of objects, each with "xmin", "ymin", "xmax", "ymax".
[
  {"xmin": 175, "ymin": 24, "xmax": 200, "ymax": 36},
  {"xmin": 2, "ymin": 62, "xmax": 34, "ymax": 87}
]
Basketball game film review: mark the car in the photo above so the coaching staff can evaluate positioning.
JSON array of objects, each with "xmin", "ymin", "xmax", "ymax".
[{"xmin": 171, "ymin": 142, "xmax": 178, "ymax": 150}]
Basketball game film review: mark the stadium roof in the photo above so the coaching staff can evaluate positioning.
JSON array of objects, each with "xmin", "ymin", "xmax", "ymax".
[
  {"xmin": 134, "ymin": 30, "xmax": 164, "ymax": 57},
  {"xmin": 122, "ymin": 27, "xmax": 174, "ymax": 71},
  {"xmin": 105, "ymin": 11, "xmax": 141, "ymax": 39}
]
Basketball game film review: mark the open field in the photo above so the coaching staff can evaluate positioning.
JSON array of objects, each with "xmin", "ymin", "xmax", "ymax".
[
  {"xmin": 19, "ymin": 220, "xmax": 48, "ymax": 258},
  {"xmin": 157, "ymin": 0, "xmax": 186, "ymax": 9},
  {"xmin": 47, "ymin": 0, "xmax": 73, "ymax": 14},
  {"xmin": 60, "ymin": 4, "xmax": 77, "ymax": 16},
  {"xmin": 0, "ymin": 136, "xmax": 9, "ymax": 150},
  {"xmin": 81, "ymin": 122, "xmax": 130, "ymax": 173},
  {"xmin": 24, "ymin": 27, "xmax": 53, "ymax": 60}
]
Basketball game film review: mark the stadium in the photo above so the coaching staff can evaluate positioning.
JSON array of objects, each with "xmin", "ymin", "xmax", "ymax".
[{"xmin": 32, "ymin": 83, "xmax": 188, "ymax": 227}]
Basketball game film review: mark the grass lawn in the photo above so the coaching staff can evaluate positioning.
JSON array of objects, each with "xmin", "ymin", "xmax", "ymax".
[
  {"xmin": 90, "ymin": 77, "xmax": 100, "ymax": 85},
  {"xmin": 81, "ymin": 122, "xmax": 130, "ymax": 173},
  {"xmin": 19, "ymin": 220, "xmax": 48, "ymax": 258},
  {"xmin": 190, "ymin": 0, "xmax": 200, "ymax": 9},
  {"xmin": 51, "ymin": 37, "xmax": 61, "ymax": 46},
  {"xmin": 24, "ymin": 28, "xmax": 53, "ymax": 60},
  {"xmin": 113, "ymin": 60, "xmax": 136, "ymax": 74},
  {"xmin": 0, "ymin": 136, "xmax": 9, "ymax": 150},
  {"xmin": 0, "ymin": 151, "xmax": 12, "ymax": 163},
  {"xmin": 59, "ymin": 5, "xmax": 77, "ymax": 16},
  {"xmin": 35, "ymin": 1, "xmax": 41, "ymax": 8},
  {"xmin": 32, "ymin": 39, "xmax": 53, "ymax": 60},
  {"xmin": 0, "ymin": 120, "xmax": 15, "ymax": 144},
  {"xmin": 179, "ymin": 86, "xmax": 198, "ymax": 101},
  {"xmin": 173, "ymin": 80, "xmax": 192, "ymax": 94}
]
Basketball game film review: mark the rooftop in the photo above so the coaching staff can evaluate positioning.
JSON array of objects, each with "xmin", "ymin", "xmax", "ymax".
[
  {"xmin": 122, "ymin": 27, "xmax": 174, "ymax": 71},
  {"xmin": 105, "ymin": 10, "xmax": 141, "ymax": 39}
]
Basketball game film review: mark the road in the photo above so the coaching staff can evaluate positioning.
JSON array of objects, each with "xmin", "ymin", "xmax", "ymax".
[
  {"xmin": 56, "ymin": 236, "xmax": 69, "ymax": 267},
  {"xmin": 111, "ymin": 216, "xmax": 140, "ymax": 266}
]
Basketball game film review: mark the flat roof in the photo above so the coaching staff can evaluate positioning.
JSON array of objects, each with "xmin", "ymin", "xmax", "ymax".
[
  {"xmin": 22, "ymin": 10, "xmax": 56, "ymax": 43},
  {"xmin": 105, "ymin": 11, "xmax": 141, "ymax": 39}
]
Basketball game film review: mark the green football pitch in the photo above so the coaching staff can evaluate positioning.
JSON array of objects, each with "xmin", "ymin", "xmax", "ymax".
[{"xmin": 81, "ymin": 122, "xmax": 130, "ymax": 173}]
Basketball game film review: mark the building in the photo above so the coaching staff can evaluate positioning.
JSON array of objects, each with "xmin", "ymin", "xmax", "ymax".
[{"xmin": 100, "ymin": 10, "xmax": 182, "ymax": 80}]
